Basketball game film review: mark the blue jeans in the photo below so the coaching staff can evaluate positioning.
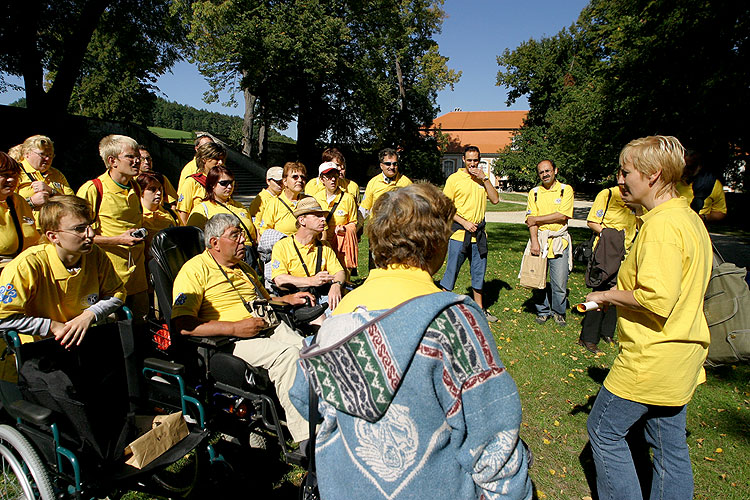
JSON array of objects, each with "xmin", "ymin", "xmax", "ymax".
[
  {"xmin": 439, "ymin": 238, "xmax": 487, "ymax": 291},
  {"xmin": 587, "ymin": 386, "xmax": 694, "ymax": 500},
  {"xmin": 533, "ymin": 246, "xmax": 569, "ymax": 316}
]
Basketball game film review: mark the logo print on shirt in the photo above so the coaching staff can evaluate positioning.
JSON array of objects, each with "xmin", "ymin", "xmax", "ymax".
[
  {"xmin": 0, "ymin": 284, "xmax": 17, "ymax": 304},
  {"xmin": 174, "ymin": 293, "xmax": 187, "ymax": 306}
]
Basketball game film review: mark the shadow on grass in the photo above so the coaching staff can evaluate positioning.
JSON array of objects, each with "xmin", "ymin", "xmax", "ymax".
[{"xmin": 457, "ymin": 278, "xmax": 513, "ymax": 306}]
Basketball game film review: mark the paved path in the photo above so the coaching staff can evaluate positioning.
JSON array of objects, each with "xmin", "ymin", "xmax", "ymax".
[{"xmin": 486, "ymin": 199, "xmax": 592, "ymax": 228}]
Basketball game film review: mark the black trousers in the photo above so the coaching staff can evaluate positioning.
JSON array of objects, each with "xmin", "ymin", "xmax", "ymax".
[{"xmin": 579, "ymin": 274, "xmax": 618, "ymax": 344}]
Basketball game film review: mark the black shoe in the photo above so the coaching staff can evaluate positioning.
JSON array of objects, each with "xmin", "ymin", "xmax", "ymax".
[
  {"xmin": 535, "ymin": 314, "xmax": 549, "ymax": 324},
  {"xmin": 553, "ymin": 313, "xmax": 567, "ymax": 327},
  {"xmin": 602, "ymin": 336, "xmax": 615, "ymax": 344},
  {"xmin": 577, "ymin": 339, "xmax": 603, "ymax": 354}
]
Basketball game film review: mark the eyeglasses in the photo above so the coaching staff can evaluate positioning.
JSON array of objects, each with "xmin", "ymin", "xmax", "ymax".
[
  {"xmin": 31, "ymin": 151, "xmax": 53, "ymax": 160},
  {"xmin": 381, "ymin": 161, "xmax": 398, "ymax": 166},
  {"xmin": 55, "ymin": 223, "xmax": 93, "ymax": 236},
  {"xmin": 119, "ymin": 154, "xmax": 140, "ymax": 162},
  {"xmin": 217, "ymin": 179, "xmax": 234, "ymax": 187},
  {"xmin": 220, "ymin": 231, "xmax": 245, "ymax": 242},
  {"xmin": 289, "ymin": 174, "xmax": 307, "ymax": 181}
]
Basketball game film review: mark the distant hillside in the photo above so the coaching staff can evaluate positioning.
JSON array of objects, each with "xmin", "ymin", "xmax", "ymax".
[{"xmin": 150, "ymin": 97, "xmax": 295, "ymax": 146}]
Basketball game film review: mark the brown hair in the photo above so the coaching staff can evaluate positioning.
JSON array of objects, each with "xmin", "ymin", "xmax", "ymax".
[
  {"xmin": 282, "ymin": 161, "xmax": 307, "ymax": 178},
  {"xmin": 195, "ymin": 142, "xmax": 226, "ymax": 171},
  {"xmin": 0, "ymin": 152, "xmax": 21, "ymax": 175},
  {"xmin": 136, "ymin": 172, "xmax": 164, "ymax": 194},
  {"xmin": 322, "ymin": 148, "xmax": 345, "ymax": 168},
  {"xmin": 204, "ymin": 165, "xmax": 234, "ymax": 202},
  {"xmin": 368, "ymin": 183, "xmax": 455, "ymax": 271},
  {"xmin": 39, "ymin": 195, "xmax": 92, "ymax": 233}
]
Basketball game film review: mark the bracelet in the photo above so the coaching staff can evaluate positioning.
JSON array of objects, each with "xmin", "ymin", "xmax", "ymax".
[
  {"xmin": 25, "ymin": 197, "xmax": 35, "ymax": 209},
  {"xmin": 332, "ymin": 280, "xmax": 344, "ymax": 286}
]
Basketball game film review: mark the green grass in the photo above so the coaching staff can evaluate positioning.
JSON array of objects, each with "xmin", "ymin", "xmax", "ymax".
[
  {"xmin": 147, "ymin": 126, "xmax": 194, "ymax": 141},
  {"xmin": 125, "ymin": 223, "xmax": 750, "ymax": 498},
  {"xmin": 498, "ymin": 192, "xmax": 529, "ymax": 203},
  {"xmin": 487, "ymin": 201, "xmax": 528, "ymax": 212}
]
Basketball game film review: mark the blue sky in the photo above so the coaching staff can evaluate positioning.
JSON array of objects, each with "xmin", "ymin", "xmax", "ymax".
[{"xmin": 1, "ymin": 0, "xmax": 590, "ymax": 139}]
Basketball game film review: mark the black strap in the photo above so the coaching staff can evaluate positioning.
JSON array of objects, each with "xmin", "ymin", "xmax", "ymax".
[
  {"xmin": 599, "ymin": 188, "xmax": 614, "ymax": 223},
  {"xmin": 533, "ymin": 185, "xmax": 564, "ymax": 203},
  {"xmin": 277, "ymin": 197, "xmax": 297, "ymax": 218},
  {"xmin": 215, "ymin": 200, "xmax": 254, "ymax": 240},
  {"xmin": 307, "ymin": 370, "xmax": 319, "ymax": 476},
  {"xmin": 6, "ymin": 197, "xmax": 25, "ymax": 257},
  {"xmin": 324, "ymin": 192, "xmax": 344, "ymax": 224},
  {"xmin": 208, "ymin": 252, "xmax": 267, "ymax": 309},
  {"xmin": 20, "ymin": 166, "xmax": 36, "ymax": 184},
  {"xmin": 291, "ymin": 238, "xmax": 323, "ymax": 277}
]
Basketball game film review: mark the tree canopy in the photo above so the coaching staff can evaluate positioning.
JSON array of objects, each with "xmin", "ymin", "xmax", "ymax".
[
  {"xmin": 184, "ymin": 0, "xmax": 459, "ymax": 168},
  {"xmin": 495, "ymin": 0, "xmax": 749, "ymax": 191}
]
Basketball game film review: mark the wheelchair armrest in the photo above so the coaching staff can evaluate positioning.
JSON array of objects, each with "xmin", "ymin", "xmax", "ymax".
[
  {"xmin": 268, "ymin": 299, "xmax": 294, "ymax": 312},
  {"xmin": 294, "ymin": 303, "xmax": 328, "ymax": 323},
  {"xmin": 209, "ymin": 352, "xmax": 270, "ymax": 392},
  {"xmin": 8, "ymin": 400, "xmax": 53, "ymax": 426},
  {"xmin": 144, "ymin": 357, "xmax": 185, "ymax": 376},
  {"xmin": 184, "ymin": 336, "xmax": 235, "ymax": 349}
]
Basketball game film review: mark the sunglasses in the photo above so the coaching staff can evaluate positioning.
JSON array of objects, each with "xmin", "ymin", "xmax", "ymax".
[
  {"xmin": 289, "ymin": 174, "xmax": 307, "ymax": 181},
  {"xmin": 217, "ymin": 179, "xmax": 234, "ymax": 187},
  {"xmin": 381, "ymin": 161, "xmax": 398, "ymax": 166}
]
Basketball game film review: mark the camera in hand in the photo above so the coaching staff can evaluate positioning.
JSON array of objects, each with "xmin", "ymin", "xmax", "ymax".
[{"xmin": 131, "ymin": 227, "xmax": 147, "ymax": 239}]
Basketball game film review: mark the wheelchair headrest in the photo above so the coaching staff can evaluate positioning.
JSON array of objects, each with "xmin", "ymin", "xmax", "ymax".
[{"xmin": 150, "ymin": 226, "xmax": 205, "ymax": 283}]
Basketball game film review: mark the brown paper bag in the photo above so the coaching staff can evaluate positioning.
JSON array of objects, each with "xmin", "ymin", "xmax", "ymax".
[
  {"xmin": 124, "ymin": 412, "xmax": 189, "ymax": 469},
  {"xmin": 519, "ymin": 254, "xmax": 547, "ymax": 289}
]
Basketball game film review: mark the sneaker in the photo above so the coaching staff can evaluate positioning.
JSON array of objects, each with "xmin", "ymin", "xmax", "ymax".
[
  {"xmin": 553, "ymin": 313, "xmax": 567, "ymax": 327},
  {"xmin": 484, "ymin": 309, "xmax": 498, "ymax": 323},
  {"xmin": 535, "ymin": 314, "xmax": 549, "ymax": 324}
]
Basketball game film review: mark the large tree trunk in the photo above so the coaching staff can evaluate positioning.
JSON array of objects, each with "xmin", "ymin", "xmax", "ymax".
[
  {"xmin": 242, "ymin": 82, "xmax": 256, "ymax": 157},
  {"xmin": 295, "ymin": 79, "xmax": 325, "ymax": 168}
]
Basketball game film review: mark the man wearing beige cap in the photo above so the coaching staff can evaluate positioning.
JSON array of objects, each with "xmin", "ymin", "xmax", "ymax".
[
  {"xmin": 248, "ymin": 166, "xmax": 283, "ymax": 232},
  {"xmin": 270, "ymin": 197, "xmax": 346, "ymax": 312}
]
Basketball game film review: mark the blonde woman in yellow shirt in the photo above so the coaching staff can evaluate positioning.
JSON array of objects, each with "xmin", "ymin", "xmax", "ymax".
[
  {"xmin": 586, "ymin": 136, "xmax": 711, "ymax": 500},
  {"xmin": 0, "ymin": 153, "xmax": 40, "ymax": 267}
]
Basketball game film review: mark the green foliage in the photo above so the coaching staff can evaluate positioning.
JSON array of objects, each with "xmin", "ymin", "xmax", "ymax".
[
  {"xmin": 496, "ymin": 0, "xmax": 750, "ymax": 190},
  {"xmin": 183, "ymin": 0, "xmax": 459, "ymax": 163}
]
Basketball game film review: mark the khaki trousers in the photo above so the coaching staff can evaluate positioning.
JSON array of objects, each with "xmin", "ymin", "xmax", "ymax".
[{"xmin": 231, "ymin": 322, "xmax": 308, "ymax": 442}]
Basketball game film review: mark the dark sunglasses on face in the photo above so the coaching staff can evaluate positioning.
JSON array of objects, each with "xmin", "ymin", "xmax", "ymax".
[
  {"xmin": 290, "ymin": 174, "xmax": 307, "ymax": 181},
  {"xmin": 381, "ymin": 161, "xmax": 398, "ymax": 166},
  {"xmin": 217, "ymin": 179, "xmax": 234, "ymax": 187}
]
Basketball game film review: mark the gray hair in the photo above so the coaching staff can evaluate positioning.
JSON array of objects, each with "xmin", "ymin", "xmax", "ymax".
[{"xmin": 204, "ymin": 213, "xmax": 241, "ymax": 247}]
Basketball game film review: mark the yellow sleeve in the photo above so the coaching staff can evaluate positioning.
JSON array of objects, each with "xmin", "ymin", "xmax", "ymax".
[
  {"xmin": 443, "ymin": 174, "xmax": 457, "ymax": 201},
  {"xmin": 526, "ymin": 188, "xmax": 538, "ymax": 218},
  {"xmin": 360, "ymin": 179, "xmax": 375, "ymax": 211},
  {"xmin": 323, "ymin": 244, "xmax": 344, "ymax": 275},
  {"xmin": 701, "ymin": 181, "xmax": 727, "ymax": 215},
  {"xmin": 632, "ymin": 239, "xmax": 683, "ymax": 318},
  {"xmin": 171, "ymin": 262, "xmax": 205, "ymax": 319},
  {"xmin": 163, "ymin": 177, "xmax": 178, "ymax": 205},
  {"xmin": 587, "ymin": 188, "xmax": 610, "ymax": 222},
  {"xmin": 186, "ymin": 205, "xmax": 208, "ymax": 230},
  {"xmin": 95, "ymin": 246, "xmax": 126, "ymax": 302},
  {"xmin": 76, "ymin": 181, "xmax": 100, "ymax": 228},
  {"xmin": 560, "ymin": 185, "xmax": 574, "ymax": 218},
  {"xmin": 0, "ymin": 258, "xmax": 33, "ymax": 319},
  {"xmin": 270, "ymin": 240, "xmax": 293, "ymax": 279}
]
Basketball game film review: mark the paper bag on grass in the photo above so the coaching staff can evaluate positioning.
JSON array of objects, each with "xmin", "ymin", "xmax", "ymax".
[
  {"xmin": 519, "ymin": 254, "xmax": 547, "ymax": 289},
  {"xmin": 124, "ymin": 412, "xmax": 189, "ymax": 469}
]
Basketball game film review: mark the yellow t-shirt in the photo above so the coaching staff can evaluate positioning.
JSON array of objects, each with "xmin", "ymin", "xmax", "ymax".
[
  {"xmin": 247, "ymin": 189, "xmax": 276, "ymax": 232},
  {"xmin": 77, "ymin": 173, "xmax": 147, "ymax": 295},
  {"xmin": 525, "ymin": 180, "xmax": 574, "ymax": 256},
  {"xmin": 605, "ymin": 197, "xmax": 711, "ymax": 406},
  {"xmin": 444, "ymin": 168, "xmax": 487, "ymax": 243},
  {"xmin": 258, "ymin": 192, "xmax": 306, "ymax": 236},
  {"xmin": 339, "ymin": 178, "xmax": 360, "ymax": 204},
  {"xmin": 270, "ymin": 236, "xmax": 343, "ymax": 280},
  {"xmin": 176, "ymin": 174, "xmax": 206, "ymax": 215},
  {"xmin": 675, "ymin": 180, "xmax": 727, "ymax": 216},
  {"xmin": 17, "ymin": 160, "xmax": 76, "ymax": 227},
  {"xmin": 143, "ymin": 205, "xmax": 178, "ymax": 252},
  {"xmin": 0, "ymin": 194, "xmax": 41, "ymax": 264},
  {"xmin": 187, "ymin": 199, "xmax": 257, "ymax": 243},
  {"xmin": 334, "ymin": 265, "xmax": 440, "ymax": 314},
  {"xmin": 304, "ymin": 177, "xmax": 325, "ymax": 197},
  {"xmin": 162, "ymin": 175, "xmax": 178, "ymax": 206},
  {"xmin": 360, "ymin": 173, "xmax": 412, "ymax": 212},
  {"xmin": 587, "ymin": 187, "xmax": 638, "ymax": 253},
  {"xmin": 177, "ymin": 158, "xmax": 199, "ymax": 195},
  {"xmin": 313, "ymin": 190, "xmax": 357, "ymax": 228},
  {"xmin": 0, "ymin": 243, "xmax": 127, "ymax": 323},
  {"xmin": 172, "ymin": 250, "xmax": 269, "ymax": 322}
]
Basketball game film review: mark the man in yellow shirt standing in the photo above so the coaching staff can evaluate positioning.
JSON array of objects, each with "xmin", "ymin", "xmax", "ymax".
[
  {"xmin": 359, "ymin": 148, "xmax": 412, "ymax": 219},
  {"xmin": 77, "ymin": 135, "xmax": 148, "ymax": 322},
  {"xmin": 525, "ymin": 159, "xmax": 574, "ymax": 326},
  {"xmin": 0, "ymin": 195, "xmax": 126, "ymax": 347},
  {"xmin": 439, "ymin": 146, "xmax": 500, "ymax": 322}
]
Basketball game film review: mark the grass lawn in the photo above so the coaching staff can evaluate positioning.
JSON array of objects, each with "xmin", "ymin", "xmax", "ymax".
[
  {"xmin": 147, "ymin": 126, "xmax": 194, "ymax": 142},
  {"xmin": 124, "ymin": 223, "xmax": 749, "ymax": 499},
  {"xmin": 487, "ymin": 201, "xmax": 528, "ymax": 212},
  {"xmin": 498, "ymin": 192, "xmax": 529, "ymax": 203}
]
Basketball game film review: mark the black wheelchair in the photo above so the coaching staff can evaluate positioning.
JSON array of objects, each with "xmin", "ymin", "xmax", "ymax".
[
  {"xmin": 146, "ymin": 226, "xmax": 325, "ymax": 465},
  {"xmin": 0, "ymin": 310, "xmax": 211, "ymax": 499}
]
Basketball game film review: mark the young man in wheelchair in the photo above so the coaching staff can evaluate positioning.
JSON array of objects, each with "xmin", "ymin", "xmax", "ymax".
[
  {"xmin": 170, "ymin": 213, "xmax": 316, "ymax": 444},
  {"xmin": 0, "ymin": 195, "xmax": 126, "ymax": 348}
]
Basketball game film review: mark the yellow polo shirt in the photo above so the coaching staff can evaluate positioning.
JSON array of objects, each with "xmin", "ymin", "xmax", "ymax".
[
  {"xmin": 675, "ymin": 180, "xmax": 727, "ymax": 216},
  {"xmin": 162, "ymin": 175, "xmax": 178, "ymax": 206},
  {"xmin": 313, "ymin": 190, "xmax": 357, "ymax": 227},
  {"xmin": 247, "ymin": 189, "xmax": 276, "ymax": 231},
  {"xmin": 187, "ymin": 199, "xmax": 257, "ymax": 242},
  {"xmin": 176, "ymin": 174, "xmax": 206, "ymax": 215},
  {"xmin": 304, "ymin": 177, "xmax": 325, "ymax": 197},
  {"xmin": 270, "ymin": 236, "xmax": 343, "ymax": 280},
  {"xmin": 258, "ymin": 192, "xmax": 305, "ymax": 236},
  {"xmin": 177, "ymin": 158, "xmax": 199, "ymax": 195},
  {"xmin": 526, "ymin": 180, "xmax": 574, "ymax": 256},
  {"xmin": 0, "ymin": 243, "xmax": 126, "ymax": 323},
  {"xmin": 334, "ymin": 265, "xmax": 440, "ymax": 314},
  {"xmin": 17, "ymin": 159, "xmax": 76, "ymax": 226},
  {"xmin": 77, "ymin": 173, "xmax": 147, "ymax": 295},
  {"xmin": 143, "ymin": 206, "xmax": 178, "ymax": 252},
  {"xmin": 0, "ymin": 193, "xmax": 41, "ymax": 262},
  {"xmin": 339, "ymin": 178, "xmax": 360, "ymax": 204},
  {"xmin": 444, "ymin": 168, "xmax": 487, "ymax": 243},
  {"xmin": 360, "ymin": 173, "xmax": 412, "ymax": 212},
  {"xmin": 172, "ymin": 250, "xmax": 269, "ymax": 322},
  {"xmin": 605, "ymin": 197, "xmax": 711, "ymax": 406},
  {"xmin": 587, "ymin": 187, "xmax": 638, "ymax": 253}
]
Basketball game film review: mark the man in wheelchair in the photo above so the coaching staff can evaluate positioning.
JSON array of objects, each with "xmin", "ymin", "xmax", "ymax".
[
  {"xmin": 270, "ymin": 197, "xmax": 347, "ymax": 314},
  {"xmin": 0, "ymin": 195, "xmax": 126, "ymax": 349},
  {"xmin": 171, "ymin": 213, "xmax": 315, "ymax": 444}
]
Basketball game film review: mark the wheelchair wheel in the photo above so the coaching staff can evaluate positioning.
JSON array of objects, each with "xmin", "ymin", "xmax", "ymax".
[{"xmin": 0, "ymin": 424, "xmax": 55, "ymax": 500}]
